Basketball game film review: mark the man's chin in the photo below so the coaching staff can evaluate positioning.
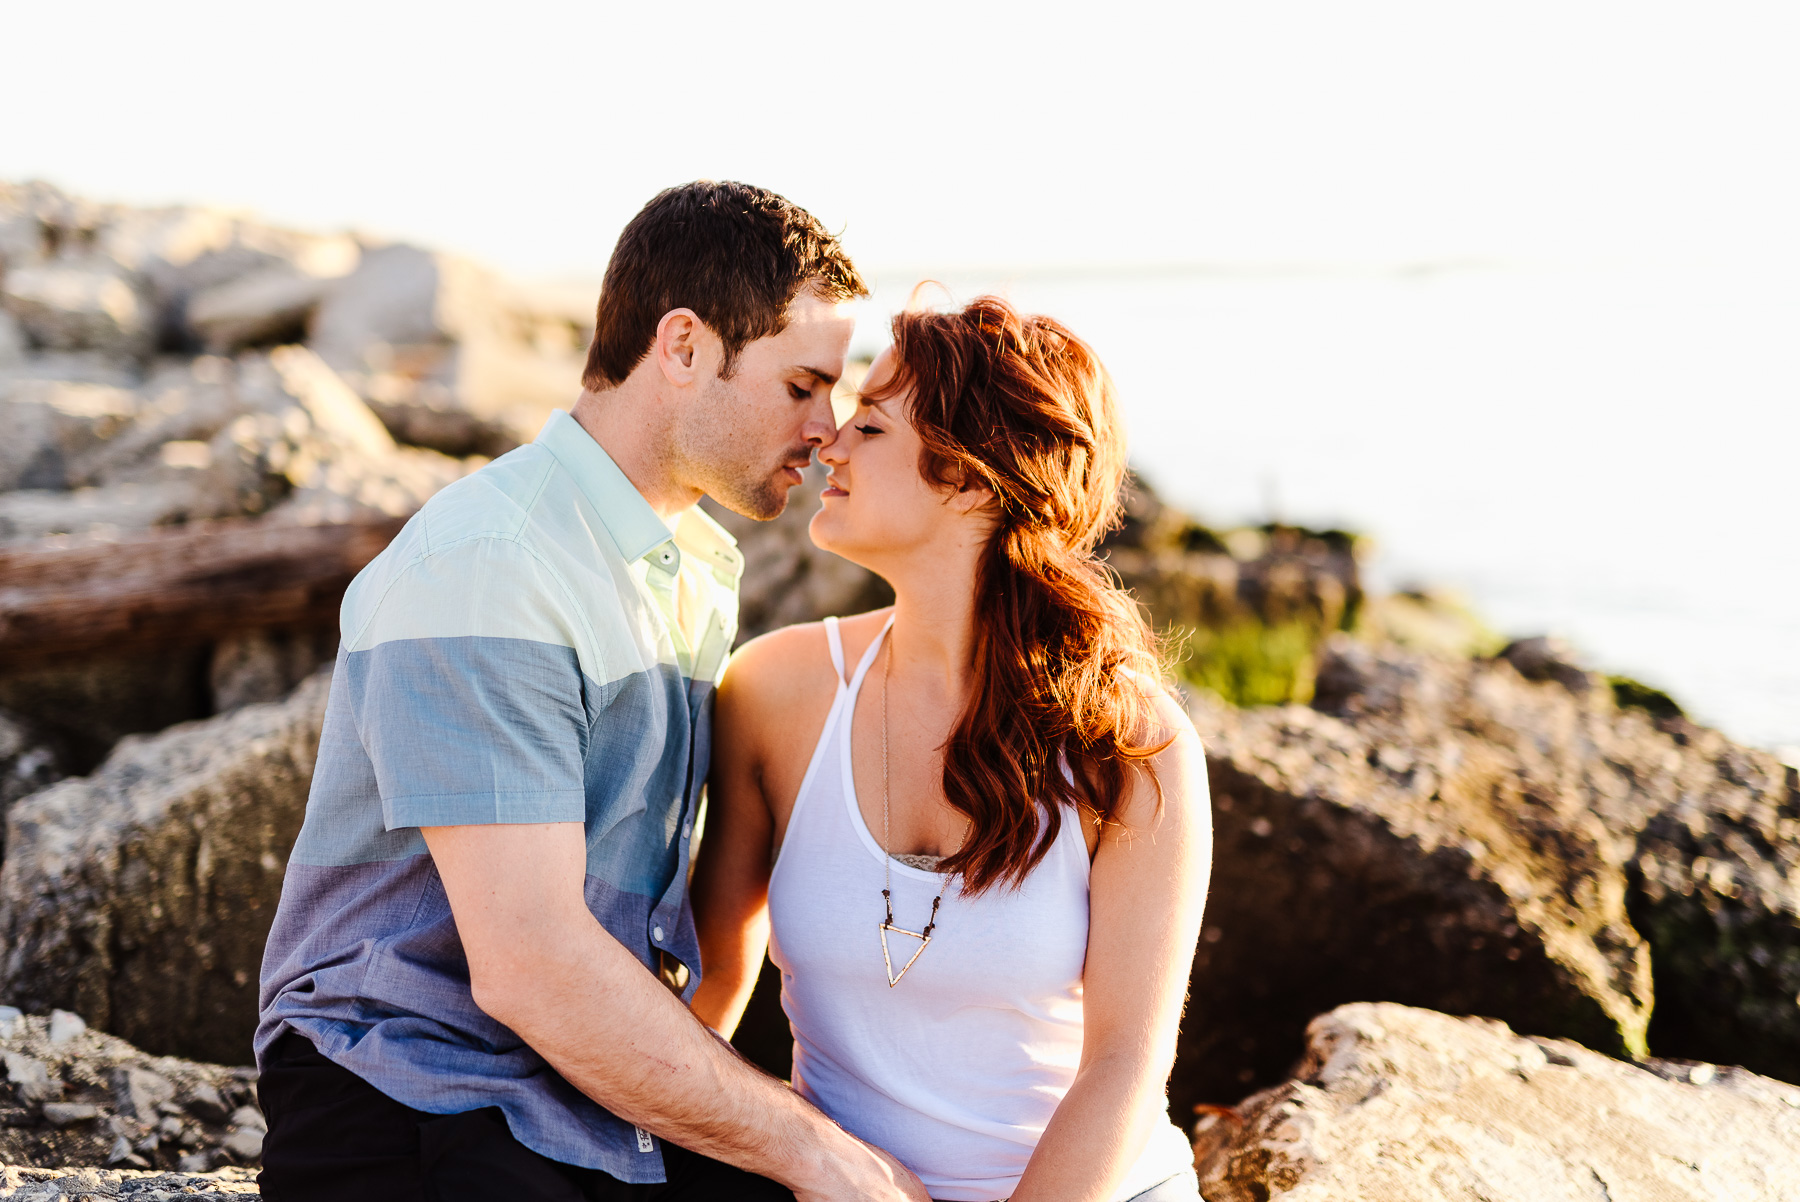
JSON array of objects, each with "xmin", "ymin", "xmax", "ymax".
[{"xmin": 709, "ymin": 478, "xmax": 791, "ymax": 522}]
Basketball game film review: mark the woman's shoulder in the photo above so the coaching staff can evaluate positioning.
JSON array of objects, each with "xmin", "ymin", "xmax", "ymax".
[{"xmin": 719, "ymin": 608, "xmax": 893, "ymax": 714}]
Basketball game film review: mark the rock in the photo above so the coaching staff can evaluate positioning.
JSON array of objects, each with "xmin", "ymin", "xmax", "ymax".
[
  {"xmin": 1627, "ymin": 719, "xmax": 1800, "ymax": 1081},
  {"xmin": 0, "ymin": 671, "xmax": 331, "ymax": 1064},
  {"xmin": 0, "ymin": 1009, "xmax": 260, "ymax": 1172},
  {"xmin": 37, "ymin": 1104, "xmax": 97, "ymax": 1128},
  {"xmin": 1, "ymin": 712, "xmax": 63, "ymax": 854},
  {"xmin": 219, "ymin": 1128, "xmax": 262, "ymax": 1162},
  {"xmin": 1196, "ymin": 1002, "xmax": 1800, "ymax": 1202},
  {"xmin": 0, "ymin": 347, "xmax": 478, "ymax": 542},
  {"xmin": 185, "ymin": 269, "xmax": 331, "ymax": 355},
  {"xmin": 0, "ymin": 1165, "xmax": 260, "ymax": 1197},
  {"xmin": 1174, "ymin": 636, "xmax": 1800, "ymax": 1120},
  {"xmin": 224, "ymin": 1107, "xmax": 263, "ymax": 1134},
  {"xmin": 231, "ymin": 346, "xmax": 481, "ymax": 524},
  {"xmin": 114, "ymin": 1068, "xmax": 175, "ymax": 1121},
  {"xmin": 1102, "ymin": 478, "xmax": 1364, "ymax": 637},
  {"xmin": 1177, "ymin": 650, "xmax": 1652, "ymax": 1113},
  {"xmin": 4, "ymin": 1051, "xmax": 55, "ymax": 1103},
  {"xmin": 310, "ymin": 243, "xmax": 585, "ymax": 454},
  {"xmin": 0, "ymin": 378, "xmax": 141, "ymax": 493},
  {"xmin": 0, "ymin": 263, "xmax": 153, "ymax": 360},
  {"xmin": 180, "ymin": 1084, "xmax": 228, "ymax": 1126},
  {"xmin": 207, "ymin": 629, "xmax": 337, "ymax": 713},
  {"xmin": 0, "ymin": 313, "xmax": 27, "ymax": 365},
  {"xmin": 0, "ymin": 647, "xmax": 215, "ymax": 780},
  {"xmin": 0, "ymin": 1008, "xmax": 21, "ymax": 1041},
  {"xmin": 1498, "ymin": 635, "xmax": 1595, "ymax": 695},
  {"xmin": 0, "ymin": 177, "xmax": 358, "ymax": 357},
  {"xmin": 45, "ymin": 1013, "xmax": 85, "ymax": 1046}
]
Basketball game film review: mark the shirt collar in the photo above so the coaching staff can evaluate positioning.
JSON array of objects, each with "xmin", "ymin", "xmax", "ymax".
[{"xmin": 535, "ymin": 410, "xmax": 673, "ymax": 564}]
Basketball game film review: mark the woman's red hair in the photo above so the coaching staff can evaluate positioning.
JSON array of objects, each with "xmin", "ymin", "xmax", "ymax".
[{"xmin": 868, "ymin": 294, "xmax": 1171, "ymax": 894}]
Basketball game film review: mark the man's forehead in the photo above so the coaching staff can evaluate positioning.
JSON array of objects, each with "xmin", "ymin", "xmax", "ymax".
[{"xmin": 783, "ymin": 289, "xmax": 858, "ymax": 328}]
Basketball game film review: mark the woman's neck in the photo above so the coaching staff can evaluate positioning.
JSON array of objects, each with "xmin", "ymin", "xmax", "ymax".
[{"xmin": 881, "ymin": 535, "xmax": 984, "ymax": 701}]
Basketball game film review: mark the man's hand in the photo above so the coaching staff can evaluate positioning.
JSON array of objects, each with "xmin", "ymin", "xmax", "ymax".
[
  {"xmin": 422, "ymin": 821, "xmax": 924, "ymax": 1198},
  {"xmin": 793, "ymin": 1144, "xmax": 929, "ymax": 1202}
]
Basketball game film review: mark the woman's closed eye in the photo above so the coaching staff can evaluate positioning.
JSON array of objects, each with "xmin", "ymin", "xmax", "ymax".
[{"xmin": 854, "ymin": 423, "xmax": 884, "ymax": 436}]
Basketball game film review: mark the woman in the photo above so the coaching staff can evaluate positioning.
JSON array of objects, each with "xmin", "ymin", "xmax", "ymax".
[{"xmin": 691, "ymin": 295, "xmax": 1210, "ymax": 1201}]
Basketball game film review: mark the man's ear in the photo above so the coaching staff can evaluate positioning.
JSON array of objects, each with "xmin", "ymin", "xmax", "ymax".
[{"xmin": 654, "ymin": 309, "xmax": 703, "ymax": 385}]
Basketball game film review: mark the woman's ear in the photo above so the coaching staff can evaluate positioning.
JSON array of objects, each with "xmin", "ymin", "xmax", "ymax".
[{"xmin": 947, "ymin": 476, "xmax": 997, "ymax": 518}]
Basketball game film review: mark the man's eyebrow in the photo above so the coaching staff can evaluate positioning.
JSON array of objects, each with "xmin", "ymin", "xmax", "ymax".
[{"xmin": 794, "ymin": 365, "xmax": 840, "ymax": 386}]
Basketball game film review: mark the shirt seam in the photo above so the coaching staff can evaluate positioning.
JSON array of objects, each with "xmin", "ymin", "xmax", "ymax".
[{"xmin": 343, "ymin": 529, "xmax": 609, "ymax": 684}]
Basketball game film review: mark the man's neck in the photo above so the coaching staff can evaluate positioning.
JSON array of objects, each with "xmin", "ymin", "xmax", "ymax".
[{"xmin": 568, "ymin": 386, "xmax": 699, "ymax": 524}]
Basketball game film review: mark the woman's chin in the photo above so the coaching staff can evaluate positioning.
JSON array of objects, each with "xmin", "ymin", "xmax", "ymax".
[{"xmin": 807, "ymin": 510, "xmax": 874, "ymax": 567}]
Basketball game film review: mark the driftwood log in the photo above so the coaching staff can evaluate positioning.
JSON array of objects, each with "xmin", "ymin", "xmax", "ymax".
[{"xmin": 0, "ymin": 518, "xmax": 404, "ymax": 672}]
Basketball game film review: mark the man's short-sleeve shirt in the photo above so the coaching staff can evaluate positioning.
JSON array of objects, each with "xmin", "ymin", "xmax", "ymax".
[{"xmin": 257, "ymin": 410, "xmax": 742, "ymax": 1181}]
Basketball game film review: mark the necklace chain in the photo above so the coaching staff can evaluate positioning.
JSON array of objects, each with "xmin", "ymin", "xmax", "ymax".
[{"xmin": 879, "ymin": 630, "xmax": 965, "ymax": 977}]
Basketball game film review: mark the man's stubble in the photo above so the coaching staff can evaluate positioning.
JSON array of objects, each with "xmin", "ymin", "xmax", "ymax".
[{"xmin": 676, "ymin": 373, "xmax": 808, "ymax": 522}]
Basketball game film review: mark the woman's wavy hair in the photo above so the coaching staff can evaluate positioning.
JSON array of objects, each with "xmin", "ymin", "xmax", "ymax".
[{"xmin": 867, "ymin": 294, "xmax": 1173, "ymax": 894}]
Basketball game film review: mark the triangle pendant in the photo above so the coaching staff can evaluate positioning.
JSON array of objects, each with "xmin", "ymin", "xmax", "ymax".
[{"xmin": 879, "ymin": 921, "xmax": 931, "ymax": 987}]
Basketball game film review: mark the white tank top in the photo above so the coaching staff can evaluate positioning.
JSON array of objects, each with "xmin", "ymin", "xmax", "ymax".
[{"xmin": 767, "ymin": 616, "xmax": 1195, "ymax": 1201}]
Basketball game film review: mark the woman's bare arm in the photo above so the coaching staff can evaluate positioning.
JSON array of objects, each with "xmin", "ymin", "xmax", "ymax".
[
  {"xmin": 690, "ymin": 623, "xmax": 842, "ymax": 1035},
  {"xmin": 689, "ymin": 637, "xmax": 783, "ymax": 1035},
  {"xmin": 1009, "ymin": 690, "xmax": 1213, "ymax": 1202}
]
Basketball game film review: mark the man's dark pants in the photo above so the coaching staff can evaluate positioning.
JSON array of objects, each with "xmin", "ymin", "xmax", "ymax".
[{"xmin": 258, "ymin": 1032, "xmax": 796, "ymax": 1201}]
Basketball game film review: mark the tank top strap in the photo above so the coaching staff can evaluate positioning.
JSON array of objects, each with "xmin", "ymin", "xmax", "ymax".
[
  {"xmin": 822, "ymin": 616, "xmax": 847, "ymax": 686},
  {"xmin": 843, "ymin": 613, "xmax": 895, "ymax": 698}
]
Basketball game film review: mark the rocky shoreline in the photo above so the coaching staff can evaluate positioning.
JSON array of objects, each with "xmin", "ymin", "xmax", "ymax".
[{"xmin": 3, "ymin": 180, "xmax": 1798, "ymax": 1198}]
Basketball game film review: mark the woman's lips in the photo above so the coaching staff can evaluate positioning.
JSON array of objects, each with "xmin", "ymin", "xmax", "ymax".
[{"xmin": 822, "ymin": 476, "xmax": 848, "ymax": 498}]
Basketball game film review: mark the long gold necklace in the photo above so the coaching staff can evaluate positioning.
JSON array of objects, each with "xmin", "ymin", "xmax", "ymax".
[{"xmin": 878, "ymin": 635, "xmax": 968, "ymax": 988}]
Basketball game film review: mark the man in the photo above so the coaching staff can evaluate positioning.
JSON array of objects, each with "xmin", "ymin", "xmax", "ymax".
[{"xmin": 256, "ymin": 182, "xmax": 926, "ymax": 1201}]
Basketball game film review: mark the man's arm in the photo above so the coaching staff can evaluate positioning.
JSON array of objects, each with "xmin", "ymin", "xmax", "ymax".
[{"xmin": 422, "ymin": 821, "xmax": 925, "ymax": 1202}]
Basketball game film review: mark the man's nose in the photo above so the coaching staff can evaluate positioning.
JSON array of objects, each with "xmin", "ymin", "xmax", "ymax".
[{"xmin": 802, "ymin": 404, "xmax": 839, "ymax": 448}]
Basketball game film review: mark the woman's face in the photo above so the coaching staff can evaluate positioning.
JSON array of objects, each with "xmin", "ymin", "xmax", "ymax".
[{"xmin": 809, "ymin": 347, "xmax": 988, "ymax": 571}]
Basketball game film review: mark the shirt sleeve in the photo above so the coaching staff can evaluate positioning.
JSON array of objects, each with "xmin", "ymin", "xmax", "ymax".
[{"xmin": 340, "ymin": 535, "xmax": 593, "ymax": 830}]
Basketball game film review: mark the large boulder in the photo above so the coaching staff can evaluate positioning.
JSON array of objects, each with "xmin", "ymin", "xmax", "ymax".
[
  {"xmin": 0, "ymin": 179, "xmax": 359, "ymax": 360},
  {"xmin": 0, "ymin": 263, "xmax": 153, "ymax": 361},
  {"xmin": 309, "ymin": 244, "xmax": 586, "ymax": 456},
  {"xmin": 1627, "ymin": 718, "xmax": 1800, "ymax": 1081},
  {"xmin": 1196, "ymin": 1002, "xmax": 1800, "ymax": 1202},
  {"xmin": 1174, "ymin": 636, "xmax": 1800, "ymax": 1119},
  {"xmin": 0, "ymin": 1007, "xmax": 262, "ymax": 1175},
  {"xmin": 0, "ymin": 671, "xmax": 331, "ymax": 1065},
  {"xmin": 0, "ymin": 713, "xmax": 63, "ymax": 858},
  {"xmin": 0, "ymin": 347, "xmax": 478, "ymax": 541}
]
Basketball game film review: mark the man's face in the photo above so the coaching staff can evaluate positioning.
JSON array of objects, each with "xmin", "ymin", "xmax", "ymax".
[{"xmin": 675, "ymin": 289, "xmax": 857, "ymax": 520}]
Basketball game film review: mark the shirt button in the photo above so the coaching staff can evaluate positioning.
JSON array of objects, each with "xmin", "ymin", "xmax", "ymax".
[
  {"xmin": 652, "ymin": 926, "xmax": 664, "ymax": 943},
  {"xmin": 681, "ymin": 821, "xmax": 691, "ymax": 838},
  {"xmin": 659, "ymin": 551, "xmax": 674, "ymax": 564}
]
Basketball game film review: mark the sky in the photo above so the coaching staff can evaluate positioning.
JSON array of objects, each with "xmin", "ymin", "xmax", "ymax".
[
  {"xmin": 5, "ymin": 2, "xmax": 1798, "ymax": 277},
  {"xmin": 6, "ymin": 2, "xmax": 1798, "ymax": 750}
]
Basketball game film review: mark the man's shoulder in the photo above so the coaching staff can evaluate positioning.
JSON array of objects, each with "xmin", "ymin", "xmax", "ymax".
[{"xmin": 340, "ymin": 447, "xmax": 615, "ymax": 658}]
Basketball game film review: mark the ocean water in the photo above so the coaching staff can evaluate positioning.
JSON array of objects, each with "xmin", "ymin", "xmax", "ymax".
[{"xmin": 850, "ymin": 263, "xmax": 1800, "ymax": 757}]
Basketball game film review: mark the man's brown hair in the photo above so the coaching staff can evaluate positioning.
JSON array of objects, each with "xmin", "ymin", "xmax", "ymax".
[{"xmin": 582, "ymin": 181, "xmax": 868, "ymax": 389}]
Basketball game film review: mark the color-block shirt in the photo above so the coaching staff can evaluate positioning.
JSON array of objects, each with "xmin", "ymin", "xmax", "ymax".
[{"xmin": 256, "ymin": 409, "xmax": 742, "ymax": 1181}]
